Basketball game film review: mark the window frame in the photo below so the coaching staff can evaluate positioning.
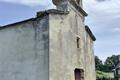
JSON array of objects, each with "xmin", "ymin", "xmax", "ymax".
[{"xmin": 76, "ymin": 36, "xmax": 81, "ymax": 48}]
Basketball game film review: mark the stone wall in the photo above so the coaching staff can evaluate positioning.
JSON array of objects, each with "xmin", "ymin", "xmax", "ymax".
[
  {"xmin": 0, "ymin": 16, "xmax": 49, "ymax": 80},
  {"xmin": 84, "ymin": 32, "xmax": 96, "ymax": 80},
  {"xmin": 49, "ymin": 4, "xmax": 96, "ymax": 80}
]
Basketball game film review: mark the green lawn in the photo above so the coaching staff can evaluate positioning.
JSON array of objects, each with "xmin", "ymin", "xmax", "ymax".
[{"xmin": 96, "ymin": 70, "xmax": 114, "ymax": 78}]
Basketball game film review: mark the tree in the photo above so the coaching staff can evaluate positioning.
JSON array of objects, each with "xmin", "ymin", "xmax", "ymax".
[
  {"xmin": 95, "ymin": 55, "xmax": 120, "ymax": 72},
  {"xmin": 95, "ymin": 56, "xmax": 103, "ymax": 71},
  {"xmin": 104, "ymin": 55, "xmax": 120, "ymax": 71}
]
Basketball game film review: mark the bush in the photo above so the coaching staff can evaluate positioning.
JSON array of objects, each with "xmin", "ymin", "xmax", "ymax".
[
  {"xmin": 96, "ymin": 70, "xmax": 114, "ymax": 80},
  {"xmin": 96, "ymin": 77, "xmax": 115, "ymax": 80}
]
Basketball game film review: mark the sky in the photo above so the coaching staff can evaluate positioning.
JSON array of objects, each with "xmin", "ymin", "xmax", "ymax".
[{"xmin": 0, "ymin": 0, "xmax": 120, "ymax": 61}]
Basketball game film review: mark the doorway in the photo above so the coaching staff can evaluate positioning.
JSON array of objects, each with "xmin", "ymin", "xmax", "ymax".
[{"xmin": 74, "ymin": 68, "xmax": 84, "ymax": 80}]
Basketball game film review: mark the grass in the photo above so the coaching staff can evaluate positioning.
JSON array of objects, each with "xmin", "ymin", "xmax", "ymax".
[{"xmin": 96, "ymin": 70, "xmax": 114, "ymax": 78}]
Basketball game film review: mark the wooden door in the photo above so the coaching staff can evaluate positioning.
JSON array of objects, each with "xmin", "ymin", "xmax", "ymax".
[{"xmin": 75, "ymin": 69, "xmax": 84, "ymax": 80}]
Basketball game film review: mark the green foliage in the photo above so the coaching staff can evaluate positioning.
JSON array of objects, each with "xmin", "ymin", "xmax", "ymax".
[
  {"xmin": 95, "ymin": 56, "xmax": 109, "ymax": 72},
  {"xmin": 99, "ymin": 65, "xmax": 110, "ymax": 72},
  {"xmin": 95, "ymin": 55, "xmax": 120, "ymax": 72},
  {"xmin": 104, "ymin": 55, "xmax": 120, "ymax": 71},
  {"xmin": 95, "ymin": 56, "xmax": 103, "ymax": 71},
  {"xmin": 96, "ymin": 70, "xmax": 114, "ymax": 78},
  {"xmin": 95, "ymin": 55, "xmax": 120, "ymax": 80}
]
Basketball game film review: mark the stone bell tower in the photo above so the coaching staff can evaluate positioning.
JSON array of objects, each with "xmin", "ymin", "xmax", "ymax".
[{"xmin": 52, "ymin": 0, "xmax": 83, "ymax": 11}]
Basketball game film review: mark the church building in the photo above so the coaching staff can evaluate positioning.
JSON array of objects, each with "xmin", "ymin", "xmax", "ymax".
[{"xmin": 0, "ymin": 0, "xmax": 96, "ymax": 80}]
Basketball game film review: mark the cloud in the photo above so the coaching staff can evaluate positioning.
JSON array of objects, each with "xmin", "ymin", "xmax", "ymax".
[
  {"xmin": 113, "ymin": 27, "xmax": 120, "ymax": 32},
  {"xmin": 83, "ymin": 0, "xmax": 120, "ymax": 60},
  {"xmin": 0, "ymin": 0, "xmax": 54, "ymax": 7},
  {"xmin": 96, "ymin": 0, "xmax": 111, "ymax": 2},
  {"xmin": 83, "ymin": 0, "xmax": 120, "ymax": 36}
]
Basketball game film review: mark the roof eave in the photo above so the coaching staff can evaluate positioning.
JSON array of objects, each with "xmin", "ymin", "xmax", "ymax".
[{"xmin": 85, "ymin": 25, "xmax": 96, "ymax": 41}]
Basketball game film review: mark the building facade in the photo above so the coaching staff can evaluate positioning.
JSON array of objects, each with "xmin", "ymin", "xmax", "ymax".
[{"xmin": 0, "ymin": 0, "xmax": 96, "ymax": 80}]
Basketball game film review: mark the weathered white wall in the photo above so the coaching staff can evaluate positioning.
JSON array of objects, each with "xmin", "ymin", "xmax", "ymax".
[
  {"xmin": 49, "ymin": 4, "xmax": 96, "ymax": 80},
  {"xmin": 84, "ymin": 32, "xmax": 96, "ymax": 80},
  {"xmin": 0, "ymin": 16, "xmax": 49, "ymax": 80}
]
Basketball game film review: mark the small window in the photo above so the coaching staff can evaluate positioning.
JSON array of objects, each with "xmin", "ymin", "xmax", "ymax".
[
  {"xmin": 74, "ymin": 69, "xmax": 84, "ymax": 80},
  {"xmin": 77, "ymin": 37, "xmax": 80, "ymax": 48}
]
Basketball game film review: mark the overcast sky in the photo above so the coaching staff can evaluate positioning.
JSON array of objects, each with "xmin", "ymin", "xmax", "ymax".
[{"xmin": 0, "ymin": 0, "xmax": 120, "ymax": 61}]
